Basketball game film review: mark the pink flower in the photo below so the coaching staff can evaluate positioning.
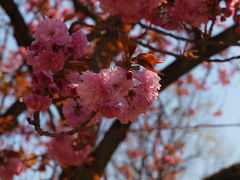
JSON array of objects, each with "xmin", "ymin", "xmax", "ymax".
[
  {"xmin": 174, "ymin": 0, "xmax": 211, "ymax": 27},
  {"xmin": 56, "ymin": 78, "xmax": 68, "ymax": 88},
  {"xmin": 134, "ymin": 70, "xmax": 161, "ymax": 103},
  {"xmin": 78, "ymin": 67, "xmax": 161, "ymax": 121},
  {"xmin": 77, "ymin": 70, "xmax": 113, "ymax": 111},
  {"xmin": 28, "ymin": 40, "xmax": 43, "ymax": 53},
  {"xmin": 34, "ymin": 18, "xmax": 69, "ymax": 46},
  {"xmin": 60, "ymin": 83, "xmax": 78, "ymax": 97},
  {"xmin": 32, "ymin": 70, "xmax": 53, "ymax": 85},
  {"xmin": 99, "ymin": 0, "xmax": 160, "ymax": 23},
  {"xmin": 71, "ymin": 31, "xmax": 88, "ymax": 58},
  {"xmin": 78, "ymin": 67, "xmax": 133, "ymax": 118},
  {"xmin": 118, "ymin": 70, "xmax": 160, "ymax": 123},
  {"xmin": 0, "ymin": 158, "xmax": 24, "ymax": 180},
  {"xmin": 23, "ymin": 95, "xmax": 52, "ymax": 111},
  {"xmin": 55, "ymin": 79, "xmax": 79, "ymax": 97},
  {"xmin": 63, "ymin": 98, "xmax": 99, "ymax": 127},
  {"xmin": 177, "ymin": 88, "xmax": 190, "ymax": 96},
  {"xmin": 33, "ymin": 84, "xmax": 45, "ymax": 95},
  {"xmin": 99, "ymin": 67, "xmax": 134, "ymax": 97},
  {"xmin": 47, "ymin": 135, "xmax": 91, "ymax": 166},
  {"xmin": 64, "ymin": 69, "xmax": 82, "ymax": 84},
  {"xmin": 127, "ymin": 148, "xmax": 141, "ymax": 159},
  {"xmin": 48, "ymin": 83, "xmax": 60, "ymax": 95},
  {"xmin": 33, "ymin": 50, "xmax": 65, "ymax": 73},
  {"xmin": 117, "ymin": 88, "xmax": 151, "ymax": 124},
  {"xmin": 218, "ymin": 68, "xmax": 230, "ymax": 85}
]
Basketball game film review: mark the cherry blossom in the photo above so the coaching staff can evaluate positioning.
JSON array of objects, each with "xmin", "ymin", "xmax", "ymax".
[
  {"xmin": 0, "ymin": 158, "xmax": 24, "ymax": 180},
  {"xmin": 63, "ymin": 98, "xmax": 99, "ymax": 127},
  {"xmin": 47, "ymin": 135, "xmax": 91, "ymax": 166},
  {"xmin": 23, "ymin": 95, "xmax": 52, "ymax": 111},
  {"xmin": 34, "ymin": 18, "xmax": 69, "ymax": 46}
]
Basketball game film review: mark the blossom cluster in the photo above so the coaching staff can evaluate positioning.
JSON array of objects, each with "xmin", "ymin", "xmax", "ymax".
[
  {"xmin": 47, "ymin": 131, "xmax": 93, "ymax": 165},
  {"xmin": 0, "ymin": 156, "xmax": 24, "ymax": 180},
  {"xmin": 23, "ymin": 18, "xmax": 161, "ymax": 166},
  {"xmin": 23, "ymin": 18, "xmax": 88, "ymax": 111},
  {"xmin": 99, "ymin": 0, "xmax": 222, "ymax": 29},
  {"xmin": 23, "ymin": 18, "xmax": 161, "ymax": 125},
  {"xmin": 77, "ymin": 67, "xmax": 161, "ymax": 124},
  {"xmin": 99, "ymin": 0, "xmax": 160, "ymax": 23}
]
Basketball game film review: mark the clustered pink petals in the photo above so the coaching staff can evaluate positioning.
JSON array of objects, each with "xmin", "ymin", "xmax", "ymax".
[
  {"xmin": 26, "ymin": 19, "xmax": 88, "ymax": 73},
  {"xmin": 99, "ymin": 0, "xmax": 161, "ymax": 23},
  {"xmin": 24, "ymin": 18, "xmax": 88, "ymax": 111},
  {"xmin": 0, "ymin": 158, "xmax": 24, "ymax": 180},
  {"xmin": 71, "ymin": 31, "xmax": 88, "ymax": 59},
  {"xmin": 47, "ymin": 135, "xmax": 91, "ymax": 166},
  {"xmin": 23, "ymin": 95, "xmax": 52, "ymax": 111},
  {"xmin": 134, "ymin": 70, "xmax": 161, "ymax": 103},
  {"xmin": 63, "ymin": 98, "xmax": 99, "ymax": 127},
  {"xmin": 99, "ymin": 0, "xmax": 222, "ymax": 29},
  {"xmin": 33, "ymin": 50, "xmax": 65, "ymax": 73},
  {"xmin": 78, "ymin": 67, "xmax": 161, "ymax": 123},
  {"xmin": 174, "ymin": 0, "xmax": 211, "ymax": 27},
  {"xmin": 34, "ymin": 18, "xmax": 69, "ymax": 46}
]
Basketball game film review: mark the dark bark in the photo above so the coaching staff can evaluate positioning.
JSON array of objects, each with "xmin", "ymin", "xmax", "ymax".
[
  {"xmin": 160, "ymin": 24, "xmax": 240, "ymax": 91},
  {"xmin": 72, "ymin": 0, "xmax": 99, "ymax": 21},
  {"xmin": 0, "ymin": 100, "xmax": 26, "ymax": 135},
  {"xmin": 204, "ymin": 163, "xmax": 240, "ymax": 180},
  {"xmin": 0, "ymin": 0, "xmax": 33, "ymax": 47}
]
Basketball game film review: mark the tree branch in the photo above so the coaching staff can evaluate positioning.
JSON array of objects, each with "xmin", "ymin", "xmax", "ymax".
[
  {"xmin": 0, "ymin": 100, "xmax": 26, "ymax": 135},
  {"xmin": 206, "ymin": 55, "xmax": 240, "ymax": 63},
  {"xmin": 160, "ymin": 24, "xmax": 240, "ymax": 91},
  {"xmin": 0, "ymin": 0, "xmax": 33, "ymax": 47},
  {"xmin": 204, "ymin": 163, "xmax": 240, "ymax": 180},
  {"xmin": 27, "ymin": 111, "xmax": 98, "ymax": 137},
  {"xmin": 0, "ymin": 0, "xmax": 33, "ymax": 134},
  {"xmin": 72, "ymin": 0, "xmax": 99, "ymax": 22}
]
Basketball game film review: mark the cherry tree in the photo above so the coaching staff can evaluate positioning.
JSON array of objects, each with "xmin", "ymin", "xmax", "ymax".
[{"xmin": 0, "ymin": 0, "xmax": 240, "ymax": 179}]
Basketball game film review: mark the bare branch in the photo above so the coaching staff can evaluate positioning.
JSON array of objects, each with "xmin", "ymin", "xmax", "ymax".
[
  {"xmin": 27, "ymin": 111, "xmax": 98, "ymax": 137},
  {"xmin": 204, "ymin": 163, "xmax": 240, "ymax": 180},
  {"xmin": 133, "ymin": 39, "xmax": 182, "ymax": 57},
  {"xmin": 72, "ymin": 0, "xmax": 99, "ymax": 21},
  {"xmin": 206, "ymin": 55, "xmax": 240, "ymax": 62},
  {"xmin": 0, "ymin": 0, "xmax": 33, "ymax": 46},
  {"xmin": 139, "ymin": 22, "xmax": 194, "ymax": 42}
]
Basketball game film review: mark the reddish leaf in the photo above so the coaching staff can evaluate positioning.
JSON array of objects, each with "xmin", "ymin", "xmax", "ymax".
[
  {"xmin": 39, "ymin": 1, "xmax": 51, "ymax": 17},
  {"xmin": 64, "ymin": 12, "xmax": 82, "ymax": 22},
  {"xmin": 131, "ymin": 53, "xmax": 163, "ymax": 74},
  {"xmin": 119, "ymin": 33, "xmax": 137, "ymax": 58}
]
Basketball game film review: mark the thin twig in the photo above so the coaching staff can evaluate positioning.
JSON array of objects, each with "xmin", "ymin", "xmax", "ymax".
[
  {"xmin": 139, "ymin": 22, "xmax": 194, "ymax": 42},
  {"xmin": 206, "ymin": 55, "xmax": 240, "ymax": 62},
  {"xmin": 27, "ymin": 111, "xmax": 98, "ymax": 137},
  {"xmin": 132, "ymin": 39, "xmax": 182, "ymax": 57}
]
